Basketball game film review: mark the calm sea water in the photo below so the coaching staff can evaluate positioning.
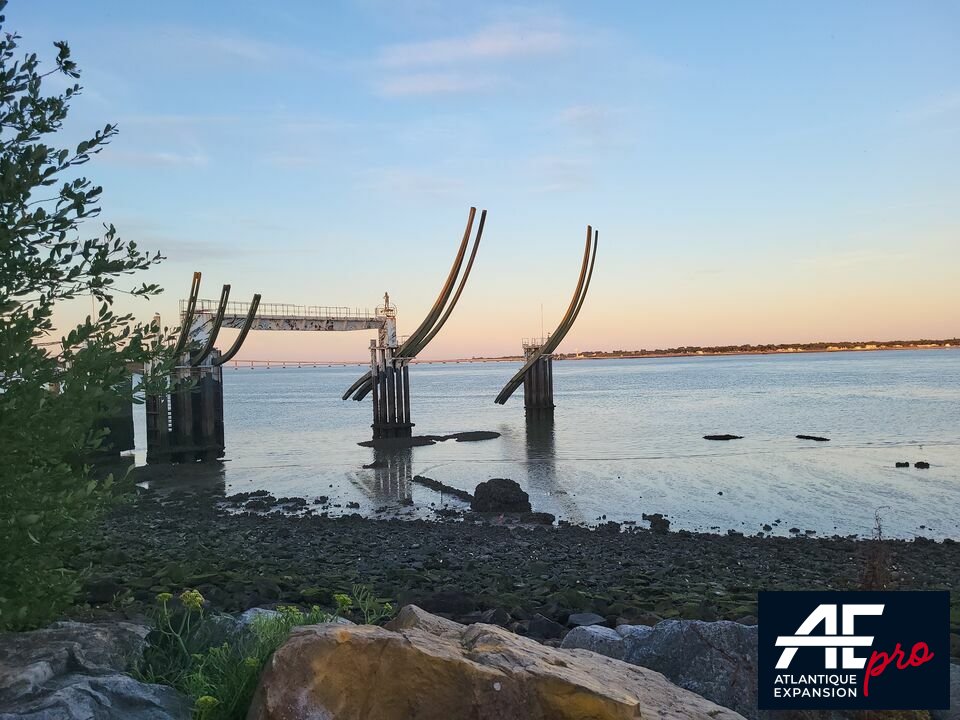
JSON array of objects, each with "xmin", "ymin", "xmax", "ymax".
[{"xmin": 133, "ymin": 349, "xmax": 960, "ymax": 539}]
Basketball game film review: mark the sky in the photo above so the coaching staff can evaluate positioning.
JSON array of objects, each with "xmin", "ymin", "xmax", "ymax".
[{"xmin": 13, "ymin": 1, "xmax": 960, "ymax": 361}]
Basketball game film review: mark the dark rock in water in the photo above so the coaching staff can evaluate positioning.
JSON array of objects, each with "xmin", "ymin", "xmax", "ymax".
[
  {"xmin": 449, "ymin": 431, "xmax": 501, "ymax": 443},
  {"xmin": 527, "ymin": 613, "xmax": 565, "ymax": 639},
  {"xmin": 762, "ymin": 524, "xmax": 772, "ymax": 531},
  {"xmin": 472, "ymin": 478, "xmax": 531, "ymax": 513},
  {"xmin": 703, "ymin": 434, "xmax": 743, "ymax": 441},
  {"xmin": 519, "ymin": 511, "xmax": 556, "ymax": 525},
  {"xmin": 915, "ymin": 461, "xmax": 931, "ymax": 469},
  {"xmin": 412, "ymin": 475, "xmax": 473, "ymax": 503},
  {"xmin": 896, "ymin": 461, "xmax": 910, "ymax": 468},
  {"xmin": 567, "ymin": 612, "xmax": 606, "ymax": 627},
  {"xmin": 346, "ymin": 501, "xmax": 360, "ymax": 509},
  {"xmin": 358, "ymin": 430, "xmax": 500, "ymax": 449},
  {"xmin": 0, "ymin": 620, "xmax": 190, "ymax": 719},
  {"xmin": 796, "ymin": 434, "xmax": 830, "ymax": 442},
  {"xmin": 642, "ymin": 513, "xmax": 670, "ymax": 533},
  {"xmin": 788, "ymin": 527, "xmax": 800, "ymax": 534}
]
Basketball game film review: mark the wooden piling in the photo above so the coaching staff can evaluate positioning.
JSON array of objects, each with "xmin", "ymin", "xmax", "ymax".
[
  {"xmin": 522, "ymin": 354, "xmax": 555, "ymax": 420},
  {"xmin": 370, "ymin": 345, "xmax": 414, "ymax": 439}
]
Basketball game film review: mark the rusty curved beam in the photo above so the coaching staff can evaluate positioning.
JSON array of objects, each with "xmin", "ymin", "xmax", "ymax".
[
  {"xmin": 213, "ymin": 294, "xmax": 261, "ymax": 366},
  {"xmin": 190, "ymin": 284, "xmax": 231, "ymax": 366},
  {"xmin": 543, "ymin": 228, "xmax": 598, "ymax": 353},
  {"xmin": 398, "ymin": 207, "xmax": 476, "ymax": 357},
  {"xmin": 342, "ymin": 207, "xmax": 484, "ymax": 401},
  {"xmin": 494, "ymin": 226, "xmax": 597, "ymax": 405},
  {"xmin": 172, "ymin": 271, "xmax": 202, "ymax": 357},
  {"xmin": 406, "ymin": 209, "xmax": 486, "ymax": 357}
]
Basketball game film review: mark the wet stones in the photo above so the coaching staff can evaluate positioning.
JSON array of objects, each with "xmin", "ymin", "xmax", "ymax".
[
  {"xmin": 567, "ymin": 612, "xmax": 606, "ymax": 628},
  {"xmin": 527, "ymin": 613, "xmax": 565, "ymax": 640},
  {"xmin": 472, "ymin": 478, "xmax": 531, "ymax": 513},
  {"xmin": 641, "ymin": 513, "xmax": 670, "ymax": 534},
  {"xmin": 520, "ymin": 511, "xmax": 556, "ymax": 525}
]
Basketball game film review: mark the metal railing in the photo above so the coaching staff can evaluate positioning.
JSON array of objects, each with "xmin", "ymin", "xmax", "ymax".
[
  {"xmin": 522, "ymin": 336, "xmax": 551, "ymax": 350},
  {"xmin": 181, "ymin": 299, "xmax": 386, "ymax": 321}
]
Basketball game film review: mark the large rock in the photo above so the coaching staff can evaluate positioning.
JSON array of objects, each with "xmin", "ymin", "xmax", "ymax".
[
  {"xmin": 563, "ymin": 619, "xmax": 758, "ymax": 719},
  {"xmin": 249, "ymin": 605, "xmax": 746, "ymax": 720},
  {"xmin": 931, "ymin": 663, "xmax": 960, "ymax": 720},
  {"xmin": 0, "ymin": 620, "xmax": 190, "ymax": 719},
  {"xmin": 471, "ymin": 478, "xmax": 531, "ymax": 513}
]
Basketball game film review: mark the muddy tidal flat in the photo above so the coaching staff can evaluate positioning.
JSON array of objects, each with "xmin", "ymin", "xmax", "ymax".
[{"xmin": 71, "ymin": 483, "xmax": 960, "ymax": 653}]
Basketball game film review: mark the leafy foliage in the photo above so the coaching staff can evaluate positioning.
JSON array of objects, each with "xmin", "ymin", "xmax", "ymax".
[
  {"xmin": 136, "ymin": 590, "xmax": 337, "ymax": 720},
  {"xmin": 335, "ymin": 583, "xmax": 395, "ymax": 625},
  {"xmin": 0, "ymin": 1, "xmax": 171, "ymax": 630}
]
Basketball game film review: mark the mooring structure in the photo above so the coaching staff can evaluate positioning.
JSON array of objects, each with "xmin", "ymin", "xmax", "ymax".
[
  {"xmin": 342, "ymin": 207, "xmax": 486, "ymax": 439},
  {"xmin": 145, "ymin": 206, "xmax": 486, "ymax": 462},
  {"xmin": 494, "ymin": 225, "xmax": 598, "ymax": 417}
]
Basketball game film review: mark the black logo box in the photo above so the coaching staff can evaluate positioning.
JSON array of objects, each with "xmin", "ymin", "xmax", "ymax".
[{"xmin": 758, "ymin": 590, "xmax": 949, "ymax": 710}]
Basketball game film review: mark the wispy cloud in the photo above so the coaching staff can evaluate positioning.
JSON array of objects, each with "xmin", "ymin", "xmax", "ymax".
[
  {"xmin": 359, "ymin": 166, "xmax": 463, "ymax": 197},
  {"xmin": 377, "ymin": 72, "xmax": 497, "ymax": 97},
  {"xmin": 898, "ymin": 91, "xmax": 960, "ymax": 123},
  {"xmin": 103, "ymin": 149, "xmax": 210, "ymax": 168},
  {"xmin": 373, "ymin": 19, "xmax": 576, "ymax": 97},
  {"xmin": 554, "ymin": 104, "xmax": 639, "ymax": 151},
  {"xmin": 527, "ymin": 156, "xmax": 592, "ymax": 193},
  {"xmin": 379, "ymin": 23, "xmax": 574, "ymax": 67}
]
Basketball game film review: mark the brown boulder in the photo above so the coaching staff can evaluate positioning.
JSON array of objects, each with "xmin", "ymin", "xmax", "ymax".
[{"xmin": 249, "ymin": 605, "xmax": 746, "ymax": 720}]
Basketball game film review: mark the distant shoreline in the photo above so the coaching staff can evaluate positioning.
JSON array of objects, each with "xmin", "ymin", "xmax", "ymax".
[
  {"xmin": 415, "ymin": 341, "xmax": 960, "ymax": 365},
  {"xmin": 227, "ymin": 341, "xmax": 959, "ymax": 368}
]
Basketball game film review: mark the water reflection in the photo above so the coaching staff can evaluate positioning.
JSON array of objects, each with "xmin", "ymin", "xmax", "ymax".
[
  {"xmin": 132, "ymin": 460, "xmax": 227, "ymax": 498},
  {"xmin": 353, "ymin": 447, "xmax": 413, "ymax": 502},
  {"xmin": 524, "ymin": 415, "xmax": 585, "ymax": 523}
]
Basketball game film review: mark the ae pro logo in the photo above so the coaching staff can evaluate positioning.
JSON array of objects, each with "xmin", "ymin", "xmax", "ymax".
[{"xmin": 758, "ymin": 591, "xmax": 949, "ymax": 710}]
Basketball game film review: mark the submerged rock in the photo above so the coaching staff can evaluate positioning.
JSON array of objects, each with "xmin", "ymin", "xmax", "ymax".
[
  {"xmin": 916, "ymin": 461, "xmax": 931, "ymax": 469},
  {"xmin": 0, "ymin": 621, "xmax": 189, "ymax": 719},
  {"xmin": 249, "ymin": 605, "xmax": 746, "ymax": 720},
  {"xmin": 796, "ymin": 434, "xmax": 830, "ymax": 442},
  {"xmin": 896, "ymin": 461, "xmax": 910, "ymax": 468},
  {"xmin": 472, "ymin": 478, "xmax": 531, "ymax": 513},
  {"xmin": 563, "ymin": 619, "xmax": 758, "ymax": 719},
  {"xmin": 703, "ymin": 434, "xmax": 743, "ymax": 441}
]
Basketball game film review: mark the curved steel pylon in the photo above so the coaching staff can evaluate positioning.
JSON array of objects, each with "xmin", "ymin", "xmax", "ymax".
[
  {"xmin": 494, "ymin": 225, "xmax": 598, "ymax": 405},
  {"xmin": 190, "ymin": 284, "xmax": 231, "ymax": 366},
  {"xmin": 213, "ymin": 293, "xmax": 262, "ymax": 366},
  {"xmin": 172, "ymin": 271, "xmax": 202, "ymax": 357},
  {"xmin": 342, "ymin": 206, "xmax": 487, "ymax": 402}
]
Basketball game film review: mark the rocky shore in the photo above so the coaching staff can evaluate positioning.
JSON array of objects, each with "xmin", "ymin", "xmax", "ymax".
[{"xmin": 69, "ymin": 482, "xmax": 960, "ymax": 652}]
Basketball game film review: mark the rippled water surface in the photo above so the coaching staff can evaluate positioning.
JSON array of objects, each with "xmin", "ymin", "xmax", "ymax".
[{"xmin": 134, "ymin": 349, "xmax": 960, "ymax": 539}]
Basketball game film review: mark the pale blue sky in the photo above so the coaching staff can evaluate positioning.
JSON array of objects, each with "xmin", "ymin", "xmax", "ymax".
[{"xmin": 17, "ymin": 1, "xmax": 960, "ymax": 359}]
